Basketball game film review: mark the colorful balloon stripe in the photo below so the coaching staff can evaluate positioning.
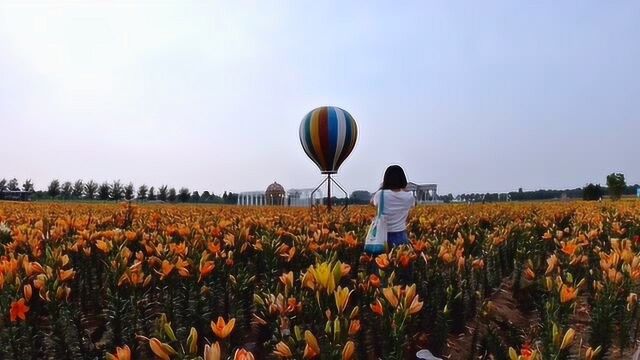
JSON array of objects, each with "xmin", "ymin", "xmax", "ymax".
[{"xmin": 299, "ymin": 106, "xmax": 358, "ymax": 174}]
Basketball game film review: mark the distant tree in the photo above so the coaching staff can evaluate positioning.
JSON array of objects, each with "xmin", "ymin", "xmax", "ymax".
[
  {"xmin": 22, "ymin": 179, "xmax": 34, "ymax": 192},
  {"xmin": 137, "ymin": 184, "xmax": 148, "ymax": 200},
  {"xmin": 98, "ymin": 182, "xmax": 111, "ymax": 200},
  {"xmin": 48, "ymin": 180, "xmax": 61, "ymax": 198},
  {"xmin": 72, "ymin": 180, "xmax": 84, "ymax": 198},
  {"xmin": 210, "ymin": 193, "xmax": 223, "ymax": 203},
  {"xmin": 85, "ymin": 180, "xmax": 98, "ymax": 200},
  {"xmin": 607, "ymin": 173, "xmax": 626, "ymax": 200},
  {"xmin": 148, "ymin": 186, "xmax": 156, "ymax": 201},
  {"xmin": 124, "ymin": 182, "xmax": 135, "ymax": 200},
  {"xmin": 201, "ymin": 191, "xmax": 211, "ymax": 203},
  {"xmin": 111, "ymin": 181, "xmax": 124, "ymax": 201},
  {"xmin": 442, "ymin": 193, "xmax": 454, "ymax": 203},
  {"xmin": 190, "ymin": 191, "xmax": 200, "ymax": 203},
  {"xmin": 168, "ymin": 188, "xmax": 177, "ymax": 202},
  {"xmin": 158, "ymin": 185, "xmax": 168, "ymax": 202},
  {"xmin": 61, "ymin": 181, "xmax": 73, "ymax": 199},
  {"xmin": 8, "ymin": 178, "xmax": 19, "ymax": 191},
  {"xmin": 225, "ymin": 192, "xmax": 238, "ymax": 205},
  {"xmin": 583, "ymin": 183, "xmax": 603, "ymax": 201},
  {"xmin": 350, "ymin": 190, "xmax": 372, "ymax": 204},
  {"xmin": 178, "ymin": 188, "xmax": 190, "ymax": 202},
  {"xmin": 222, "ymin": 191, "xmax": 228, "ymax": 203},
  {"xmin": 0, "ymin": 179, "xmax": 6, "ymax": 192},
  {"xmin": 627, "ymin": 184, "xmax": 640, "ymax": 196}
]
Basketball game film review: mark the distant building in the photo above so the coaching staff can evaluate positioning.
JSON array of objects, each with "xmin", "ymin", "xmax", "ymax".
[
  {"xmin": 406, "ymin": 182, "xmax": 438, "ymax": 204},
  {"xmin": 0, "ymin": 190, "xmax": 32, "ymax": 201},
  {"xmin": 265, "ymin": 182, "xmax": 286, "ymax": 206},
  {"xmin": 237, "ymin": 182, "xmax": 322, "ymax": 207},
  {"xmin": 287, "ymin": 188, "xmax": 323, "ymax": 207}
]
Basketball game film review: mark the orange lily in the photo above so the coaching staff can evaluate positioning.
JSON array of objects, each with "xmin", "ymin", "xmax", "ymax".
[
  {"xmin": 211, "ymin": 316, "xmax": 236, "ymax": 339},
  {"xmin": 561, "ymin": 243, "xmax": 578, "ymax": 256},
  {"xmin": 523, "ymin": 267, "xmax": 536, "ymax": 281},
  {"xmin": 545, "ymin": 255, "xmax": 558, "ymax": 275},
  {"xmin": 96, "ymin": 239, "xmax": 111, "ymax": 253},
  {"xmin": 342, "ymin": 341, "xmax": 355, "ymax": 360},
  {"xmin": 340, "ymin": 263, "xmax": 351, "ymax": 276},
  {"xmin": 233, "ymin": 348, "xmax": 255, "ymax": 360},
  {"xmin": 368, "ymin": 274, "xmax": 381, "ymax": 288},
  {"xmin": 375, "ymin": 254, "xmax": 390, "ymax": 269},
  {"xmin": 370, "ymin": 299, "xmax": 384, "ymax": 316},
  {"xmin": 273, "ymin": 341, "xmax": 294, "ymax": 358},
  {"xmin": 280, "ymin": 271, "xmax": 294, "ymax": 289},
  {"xmin": 472, "ymin": 259, "xmax": 485, "ymax": 270},
  {"xmin": 348, "ymin": 319, "xmax": 361, "ymax": 336},
  {"xmin": 149, "ymin": 338, "xmax": 176, "ymax": 360},
  {"xmin": 560, "ymin": 285, "xmax": 577, "ymax": 303},
  {"xmin": 382, "ymin": 286, "xmax": 399, "ymax": 308},
  {"xmin": 160, "ymin": 260, "xmax": 174, "ymax": 279},
  {"xmin": 303, "ymin": 330, "xmax": 320, "ymax": 359},
  {"xmin": 198, "ymin": 261, "xmax": 215, "ymax": 282},
  {"xmin": 59, "ymin": 268, "xmax": 75, "ymax": 282},
  {"xmin": 407, "ymin": 293, "xmax": 424, "ymax": 315},
  {"xmin": 204, "ymin": 342, "xmax": 221, "ymax": 360},
  {"xmin": 125, "ymin": 231, "xmax": 137, "ymax": 241},
  {"xmin": 106, "ymin": 345, "xmax": 131, "ymax": 360}
]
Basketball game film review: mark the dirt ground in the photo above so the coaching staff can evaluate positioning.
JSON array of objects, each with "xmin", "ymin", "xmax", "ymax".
[{"xmin": 443, "ymin": 280, "xmax": 638, "ymax": 359}]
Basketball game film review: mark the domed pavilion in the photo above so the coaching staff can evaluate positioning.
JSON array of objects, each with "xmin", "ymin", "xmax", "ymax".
[{"xmin": 265, "ymin": 182, "xmax": 286, "ymax": 206}]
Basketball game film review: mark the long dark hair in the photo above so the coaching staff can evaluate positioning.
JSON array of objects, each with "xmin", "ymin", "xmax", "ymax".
[{"xmin": 381, "ymin": 165, "xmax": 407, "ymax": 190}]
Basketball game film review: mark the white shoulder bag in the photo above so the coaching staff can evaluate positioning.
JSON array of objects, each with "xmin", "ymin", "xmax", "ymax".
[{"xmin": 364, "ymin": 190, "xmax": 388, "ymax": 254}]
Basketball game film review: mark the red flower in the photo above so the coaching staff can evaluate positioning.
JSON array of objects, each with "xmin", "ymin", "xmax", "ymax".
[{"xmin": 10, "ymin": 298, "xmax": 29, "ymax": 322}]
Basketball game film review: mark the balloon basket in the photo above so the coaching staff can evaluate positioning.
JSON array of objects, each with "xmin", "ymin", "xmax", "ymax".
[{"xmin": 310, "ymin": 174, "xmax": 348, "ymax": 212}]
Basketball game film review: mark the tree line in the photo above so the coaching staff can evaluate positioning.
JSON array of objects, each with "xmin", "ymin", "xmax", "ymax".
[
  {"xmin": 0, "ymin": 178, "xmax": 240, "ymax": 204},
  {"xmin": 2, "ymin": 172, "xmax": 636, "ymax": 205},
  {"xmin": 444, "ymin": 173, "xmax": 636, "ymax": 203}
]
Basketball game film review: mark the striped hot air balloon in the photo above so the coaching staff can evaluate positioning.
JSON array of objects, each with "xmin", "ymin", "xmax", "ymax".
[{"xmin": 299, "ymin": 106, "xmax": 358, "ymax": 174}]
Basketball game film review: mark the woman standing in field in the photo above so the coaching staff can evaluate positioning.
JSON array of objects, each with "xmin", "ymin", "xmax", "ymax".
[{"xmin": 371, "ymin": 165, "xmax": 416, "ymax": 250}]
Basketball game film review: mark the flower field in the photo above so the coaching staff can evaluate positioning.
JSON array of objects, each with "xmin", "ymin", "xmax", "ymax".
[{"xmin": 0, "ymin": 201, "xmax": 639, "ymax": 360}]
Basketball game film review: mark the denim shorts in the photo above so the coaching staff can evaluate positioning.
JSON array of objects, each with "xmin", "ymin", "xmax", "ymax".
[{"xmin": 387, "ymin": 231, "xmax": 409, "ymax": 248}]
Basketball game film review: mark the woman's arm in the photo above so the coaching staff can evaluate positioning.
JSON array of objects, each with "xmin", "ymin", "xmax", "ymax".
[{"xmin": 370, "ymin": 190, "xmax": 379, "ymax": 205}]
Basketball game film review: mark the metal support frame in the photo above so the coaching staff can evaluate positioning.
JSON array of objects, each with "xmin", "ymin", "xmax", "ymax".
[{"xmin": 310, "ymin": 174, "xmax": 348, "ymax": 211}]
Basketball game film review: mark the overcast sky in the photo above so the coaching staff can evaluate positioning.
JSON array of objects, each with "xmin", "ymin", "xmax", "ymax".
[{"xmin": 1, "ymin": 1, "xmax": 638, "ymax": 195}]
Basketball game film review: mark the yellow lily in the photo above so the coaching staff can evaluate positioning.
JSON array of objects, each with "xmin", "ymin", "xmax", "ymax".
[{"xmin": 334, "ymin": 286, "xmax": 353, "ymax": 314}]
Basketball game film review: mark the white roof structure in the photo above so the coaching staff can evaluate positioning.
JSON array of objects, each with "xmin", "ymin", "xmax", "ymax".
[
  {"xmin": 406, "ymin": 182, "xmax": 439, "ymax": 203},
  {"xmin": 237, "ymin": 186, "xmax": 323, "ymax": 206}
]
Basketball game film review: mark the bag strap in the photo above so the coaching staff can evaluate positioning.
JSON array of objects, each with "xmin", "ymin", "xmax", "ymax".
[{"xmin": 378, "ymin": 190, "xmax": 384, "ymax": 216}]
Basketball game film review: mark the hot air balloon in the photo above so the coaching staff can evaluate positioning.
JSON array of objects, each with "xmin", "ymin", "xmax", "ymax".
[{"xmin": 299, "ymin": 106, "xmax": 358, "ymax": 209}]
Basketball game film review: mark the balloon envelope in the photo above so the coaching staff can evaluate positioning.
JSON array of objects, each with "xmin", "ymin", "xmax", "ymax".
[{"xmin": 299, "ymin": 106, "xmax": 358, "ymax": 174}]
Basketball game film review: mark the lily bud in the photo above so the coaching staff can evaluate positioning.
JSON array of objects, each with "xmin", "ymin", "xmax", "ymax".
[
  {"xmin": 333, "ymin": 317, "xmax": 341, "ymax": 342},
  {"xmin": 187, "ymin": 327, "xmax": 198, "ymax": 354},
  {"xmin": 24, "ymin": 284, "xmax": 32, "ymax": 302},
  {"xmin": 628, "ymin": 293, "xmax": 638, "ymax": 311},
  {"xmin": 163, "ymin": 323, "xmax": 177, "ymax": 341},
  {"xmin": 294, "ymin": 325, "xmax": 303, "ymax": 341},
  {"xmin": 559, "ymin": 328, "xmax": 575, "ymax": 350}
]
